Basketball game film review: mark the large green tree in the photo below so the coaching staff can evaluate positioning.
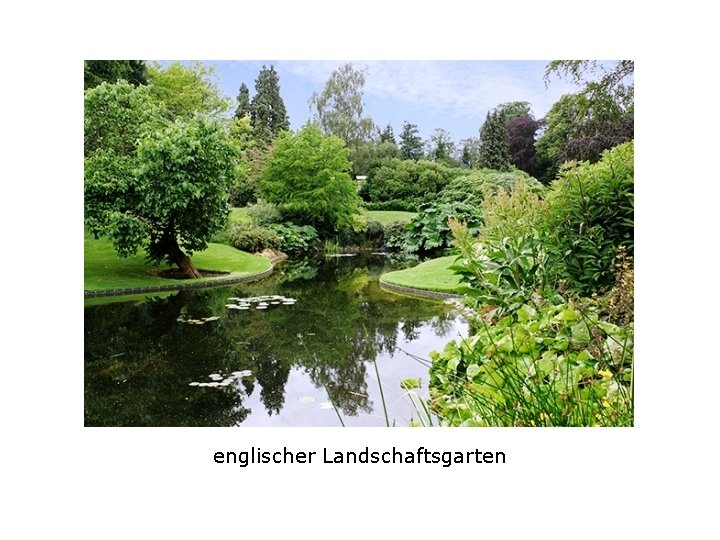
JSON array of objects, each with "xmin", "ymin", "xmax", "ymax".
[
  {"xmin": 250, "ymin": 65, "xmax": 290, "ymax": 141},
  {"xmin": 379, "ymin": 123, "xmax": 396, "ymax": 145},
  {"xmin": 427, "ymin": 128, "xmax": 457, "ymax": 165},
  {"xmin": 85, "ymin": 82, "xmax": 238, "ymax": 279},
  {"xmin": 537, "ymin": 60, "xmax": 634, "ymax": 179},
  {"xmin": 399, "ymin": 121, "xmax": 424, "ymax": 160},
  {"xmin": 147, "ymin": 61, "xmax": 230, "ymax": 120},
  {"xmin": 234, "ymin": 82, "xmax": 251, "ymax": 119},
  {"xmin": 477, "ymin": 110, "xmax": 511, "ymax": 171},
  {"xmin": 259, "ymin": 124, "xmax": 361, "ymax": 234},
  {"xmin": 309, "ymin": 63, "xmax": 374, "ymax": 146},
  {"xmin": 84, "ymin": 60, "xmax": 148, "ymax": 89},
  {"xmin": 84, "ymin": 80, "xmax": 165, "ymax": 158}
]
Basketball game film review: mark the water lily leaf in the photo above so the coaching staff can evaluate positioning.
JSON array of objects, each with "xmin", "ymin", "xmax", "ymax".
[
  {"xmin": 232, "ymin": 370, "xmax": 252, "ymax": 378},
  {"xmin": 203, "ymin": 316, "xmax": 220, "ymax": 322},
  {"xmin": 299, "ymin": 396, "xmax": 316, "ymax": 403}
]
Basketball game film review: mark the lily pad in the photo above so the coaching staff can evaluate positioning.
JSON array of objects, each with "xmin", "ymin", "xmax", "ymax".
[{"xmin": 298, "ymin": 396, "xmax": 316, "ymax": 404}]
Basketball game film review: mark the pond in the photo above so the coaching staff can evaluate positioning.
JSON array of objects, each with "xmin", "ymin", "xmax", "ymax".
[{"xmin": 84, "ymin": 254, "xmax": 468, "ymax": 427}]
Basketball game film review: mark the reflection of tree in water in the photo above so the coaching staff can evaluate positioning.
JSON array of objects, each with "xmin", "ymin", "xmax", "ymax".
[
  {"xmin": 84, "ymin": 254, "xmax": 459, "ymax": 425},
  {"xmin": 85, "ymin": 292, "xmax": 252, "ymax": 426}
]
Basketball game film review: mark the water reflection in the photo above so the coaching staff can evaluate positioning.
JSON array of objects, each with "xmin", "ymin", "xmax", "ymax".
[{"xmin": 84, "ymin": 255, "xmax": 467, "ymax": 426}]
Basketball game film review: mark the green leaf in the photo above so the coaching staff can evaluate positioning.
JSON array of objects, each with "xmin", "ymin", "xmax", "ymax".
[
  {"xmin": 466, "ymin": 364, "xmax": 481, "ymax": 379},
  {"xmin": 571, "ymin": 322, "xmax": 591, "ymax": 344},
  {"xmin": 400, "ymin": 377, "xmax": 421, "ymax": 390}
]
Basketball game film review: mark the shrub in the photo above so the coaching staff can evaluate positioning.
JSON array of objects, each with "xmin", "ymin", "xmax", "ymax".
[
  {"xmin": 364, "ymin": 158, "xmax": 460, "ymax": 210},
  {"xmin": 479, "ymin": 179, "xmax": 548, "ymax": 243},
  {"xmin": 259, "ymin": 124, "xmax": 362, "ymax": 235},
  {"xmin": 268, "ymin": 222, "xmax": 319, "ymax": 253},
  {"xmin": 543, "ymin": 141, "xmax": 634, "ymax": 294},
  {"xmin": 383, "ymin": 220, "xmax": 410, "ymax": 251},
  {"xmin": 227, "ymin": 224, "xmax": 282, "ymax": 253},
  {"xmin": 403, "ymin": 202, "xmax": 483, "ymax": 253},
  {"xmin": 439, "ymin": 168, "xmax": 545, "ymax": 207},
  {"xmin": 228, "ymin": 177, "xmax": 257, "ymax": 207},
  {"xmin": 364, "ymin": 199, "xmax": 418, "ymax": 212},
  {"xmin": 365, "ymin": 220, "xmax": 385, "ymax": 249},
  {"xmin": 246, "ymin": 198, "xmax": 282, "ymax": 226},
  {"xmin": 450, "ymin": 219, "xmax": 548, "ymax": 320}
]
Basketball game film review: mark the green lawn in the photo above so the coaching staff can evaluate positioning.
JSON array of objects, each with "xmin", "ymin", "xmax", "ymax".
[
  {"xmin": 229, "ymin": 207, "xmax": 252, "ymax": 226},
  {"xmin": 380, "ymin": 255, "xmax": 470, "ymax": 294},
  {"xmin": 84, "ymin": 230, "xmax": 270, "ymax": 291},
  {"xmin": 364, "ymin": 210, "xmax": 416, "ymax": 225}
]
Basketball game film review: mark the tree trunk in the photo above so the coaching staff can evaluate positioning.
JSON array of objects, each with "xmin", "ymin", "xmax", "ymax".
[
  {"xmin": 167, "ymin": 237, "xmax": 201, "ymax": 279},
  {"xmin": 174, "ymin": 249, "xmax": 202, "ymax": 279}
]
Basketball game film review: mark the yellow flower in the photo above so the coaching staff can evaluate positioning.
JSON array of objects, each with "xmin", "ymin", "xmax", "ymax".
[{"xmin": 599, "ymin": 369, "xmax": 613, "ymax": 378}]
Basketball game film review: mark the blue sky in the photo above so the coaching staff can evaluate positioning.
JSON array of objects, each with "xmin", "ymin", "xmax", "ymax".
[{"xmin": 156, "ymin": 60, "xmax": 583, "ymax": 144}]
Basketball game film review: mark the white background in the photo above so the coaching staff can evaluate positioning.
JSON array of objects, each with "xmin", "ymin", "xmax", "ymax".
[{"xmin": 2, "ymin": 1, "xmax": 718, "ymax": 538}]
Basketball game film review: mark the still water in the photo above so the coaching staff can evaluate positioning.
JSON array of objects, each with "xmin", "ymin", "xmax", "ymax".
[{"xmin": 84, "ymin": 255, "xmax": 468, "ymax": 427}]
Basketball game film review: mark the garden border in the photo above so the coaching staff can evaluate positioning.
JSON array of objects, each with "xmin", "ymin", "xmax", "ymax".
[
  {"xmin": 84, "ymin": 265, "xmax": 274, "ymax": 298},
  {"xmin": 378, "ymin": 278, "xmax": 464, "ymax": 301}
]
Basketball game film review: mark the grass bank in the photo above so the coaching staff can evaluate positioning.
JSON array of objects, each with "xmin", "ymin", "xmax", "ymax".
[
  {"xmin": 364, "ymin": 210, "xmax": 416, "ymax": 225},
  {"xmin": 84, "ymin": 230, "xmax": 270, "ymax": 292},
  {"xmin": 380, "ymin": 255, "xmax": 470, "ymax": 295}
]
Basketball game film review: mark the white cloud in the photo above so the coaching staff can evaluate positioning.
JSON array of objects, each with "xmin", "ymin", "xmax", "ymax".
[{"xmin": 278, "ymin": 60, "xmax": 580, "ymax": 120}]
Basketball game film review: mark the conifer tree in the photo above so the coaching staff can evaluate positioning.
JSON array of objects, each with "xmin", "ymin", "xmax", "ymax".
[
  {"xmin": 250, "ymin": 65, "xmax": 289, "ymax": 141},
  {"xmin": 477, "ymin": 110, "xmax": 511, "ymax": 171},
  {"xmin": 234, "ymin": 82, "xmax": 251, "ymax": 119},
  {"xmin": 399, "ymin": 121, "xmax": 424, "ymax": 160}
]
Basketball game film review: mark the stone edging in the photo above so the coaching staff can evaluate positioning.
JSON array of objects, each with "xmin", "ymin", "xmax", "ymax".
[
  {"xmin": 378, "ymin": 278, "xmax": 464, "ymax": 301},
  {"xmin": 84, "ymin": 265, "xmax": 274, "ymax": 298}
]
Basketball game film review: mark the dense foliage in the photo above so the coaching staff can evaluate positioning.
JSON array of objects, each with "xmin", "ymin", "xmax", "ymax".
[
  {"xmin": 259, "ymin": 124, "xmax": 362, "ymax": 235},
  {"xmin": 398, "ymin": 121, "xmax": 424, "ymax": 160},
  {"xmin": 478, "ymin": 179, "xmax": 548, "ymax": 242},
  {"xmin": 438, "ymin": 168, "xmax": 545, "ymax": 207},
  {"xmin": 403, "ymin": 202, "xmax": 483, "ymax": 254},
  {"xmin": 477, "ymin": 109, "xmax": 511, "ymax": 171},
  {"xmin": 147, "ymin": 61, "xmax": 229, "ymax": 120},
  {"xmin": 429, "ymin": 299, "xmax": 633, "ymax": 427},
  {"xmin": 543, "ymin": 141, "xmax": 634, "ymax": 294},
  {"xmin": 427, "ymin": 136, "xmax": 634, "ymax": 427},
  {"xmin": 228, "ymin": 224, "xmax": 282, "ymax": 253},
  {"xmin": 84, "ymin": 81, "xmax": 165, "ymax": 157},
  {"xmin": 85, "ymin": 84, "xmax": 238, "ymax": 279},
  {"xmin": 362, "ymin": 158, "xmax": 460, "ymax": 211},
  {"xmin": 537, "ymin": 61, "xmax": 634, "ymax": 181},
  {"xmin": 84, "ymin": 60, "xmax": 148, "ymax": 89},
  {"xmin": 250, "ymin": 65, "xmax": 290, "ymax": 141},
  {"xmin": 268, "ymin": 223, "xmax": 319, "ymax": 253}
]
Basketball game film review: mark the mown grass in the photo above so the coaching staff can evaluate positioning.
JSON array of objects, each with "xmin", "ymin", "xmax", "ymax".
[
  {"xmin": 84, "ymin": 230, "xmax": 270, "ymax": 291},
  {"xmin": 380, "ymin": 255, "xmax": 470, "ymax": 294},
  {"xmin": 364, "ymin": 210, "xmax": 416, "ymax": 225}
]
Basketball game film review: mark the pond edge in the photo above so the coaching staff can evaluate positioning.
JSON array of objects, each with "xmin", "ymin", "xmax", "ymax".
[
  {"xmin": 378, "ymin": 278, "xmax": 465, "ymax": 301},
  {"xmin": 84, "ymin": 265, "xmax": 275, "ymax": 298}
]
